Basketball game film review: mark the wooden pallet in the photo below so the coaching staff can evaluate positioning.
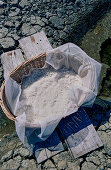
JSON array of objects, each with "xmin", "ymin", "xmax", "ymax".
[{"xmin": 1, "ymin": 31, "xmax": 103, "ymax": 164}]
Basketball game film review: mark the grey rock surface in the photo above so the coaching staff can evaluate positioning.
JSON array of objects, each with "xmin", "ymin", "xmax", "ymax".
[
  {"xmin": 0, "ymin": 0, "xmax": 110, "ymax": 51},
  {"xmin": 13, "ymin": 147, "xmax": 31, "ymax": 158},
  {"xmin": 0, "ymin": 27, "xmax": 8, "ymax": 38},
  {"xmin": 0, "ymin": 37, "xmax": 15, "ymax": 50},
  {"xmin": 0, "ymin": 129, "xmax": 111, "ymax": 170},
  {"xmin": 2, "ymin": 156, "xmax": 22, "ymax": 170},
  {"xmin": 80, "ymin": 10, "xmax": 111, "ymax": 98}
]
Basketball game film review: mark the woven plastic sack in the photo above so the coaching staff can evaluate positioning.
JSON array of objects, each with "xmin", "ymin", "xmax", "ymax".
[{"xmin": 5, "ymin": 43, "xmax": 101, "ymax": 150}]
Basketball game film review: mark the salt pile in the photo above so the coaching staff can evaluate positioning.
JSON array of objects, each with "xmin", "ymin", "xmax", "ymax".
[{"xmin": 15, "ymin": 66, "xmax": 82, "ymax": 122}]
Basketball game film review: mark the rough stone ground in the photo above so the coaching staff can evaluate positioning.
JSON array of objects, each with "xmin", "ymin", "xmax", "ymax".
[
  {"xmin": 0, "ymin": 106, "xmax": 111, "ymax": 170},
  {"xmin": 0, "ymin": 0, "xmax": 111, "ymax": 169},
  {"xmin": 80, "ymin": 11, "xmax": 111, "ymax": 100}
]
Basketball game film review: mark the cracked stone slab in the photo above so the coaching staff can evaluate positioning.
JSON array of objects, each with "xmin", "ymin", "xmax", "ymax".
[
  {"xmin": 0, "ymin": 37, "xmax": 15, "ymax": 50},
  {"xmin": 81, "ymin": 162, "xmax": 97, "ymax": 170},
  {"xmin": 2, "ymin": 156, "xmax": 22, "ymax": 170},
  {"xmin": 80, "ymin": 10, "xmax": 111, "ymax": 98},
  {"xmin": 9, "ymin": 8, "xmax": 20, "ymax": 17},
  {"xmin": 0, "ymin": 150, "xmax": 13, "ymax": 164},
  {"xmin": 0, "ymin": 28, "xmax": 8, "ymax": 38},
  {"xmin": 98, "ymin": 130, "xmax": 111, "ymax": 156},
  {"xmin": 13, "ymin": 147, "xmax": 31, "ymax": 158},
  {"xmin": 20, "ymin": 159, "xmax": 37, "ymax": 169}
]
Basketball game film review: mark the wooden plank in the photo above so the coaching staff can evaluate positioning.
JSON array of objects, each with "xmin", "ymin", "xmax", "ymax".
[
  {"xmin": 19, "ymin": 31, "xmax": 64, "ymax": 163},
  {"xmin": 1, "ymin": 49, "xmax": 24, "ymax": 80},
  {"xmin": 67, "ymin": 124, "xmax": 103, "ymax": 158},
  {"xmin": 58, "ymin": 107, "xmax": 103, "ymax": 158},
  {"xmin": 19, "ymin": 31, "xmax": 53, "ymax": 59}
]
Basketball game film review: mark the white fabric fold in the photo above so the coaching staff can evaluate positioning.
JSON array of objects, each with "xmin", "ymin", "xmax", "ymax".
[{"xmin": 5, "ymin": 43, "xmax": 101, "ymax": 147}]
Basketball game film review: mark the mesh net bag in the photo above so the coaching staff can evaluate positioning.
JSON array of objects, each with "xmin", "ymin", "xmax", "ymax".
[{"xmin": 0, "ymin": 43, "xmax": 101, "ymax": 151}]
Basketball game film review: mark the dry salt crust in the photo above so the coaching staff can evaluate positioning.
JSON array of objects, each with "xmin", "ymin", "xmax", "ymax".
[{"xmin": 16, "ymin": 66, "xmax": 82, "ymax": 123}]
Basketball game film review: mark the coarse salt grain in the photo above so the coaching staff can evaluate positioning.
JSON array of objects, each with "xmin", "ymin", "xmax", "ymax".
[{"xmin": 15, "ymin": 67, "xmax": 82, "ymax": 122}]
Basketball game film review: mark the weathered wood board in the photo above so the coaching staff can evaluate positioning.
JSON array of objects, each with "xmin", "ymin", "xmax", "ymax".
[
  {"xmin": 19, "ymin": 31, "xmax": 65, "ymax": 163},
  {"xmin": 19, "ymin": 31, "xmax": 53, "ymax": 59},
  {"xmin": 58, "ymin": 107, "xmax": 103, "ymax": 158},
  {"xmin": 1, "ymin": 49, "xmax": 24, "ymax": 80}
]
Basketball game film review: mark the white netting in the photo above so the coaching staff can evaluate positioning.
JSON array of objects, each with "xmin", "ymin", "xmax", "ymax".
[{"xmin": 5, "ymin": 43, "xmax": 101, "ymax": 149}]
